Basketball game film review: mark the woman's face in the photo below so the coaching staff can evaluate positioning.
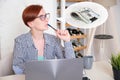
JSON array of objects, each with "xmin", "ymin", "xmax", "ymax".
[{"xmin": 30, "ymin": 9, "xmax": 49, "ymax": 31}]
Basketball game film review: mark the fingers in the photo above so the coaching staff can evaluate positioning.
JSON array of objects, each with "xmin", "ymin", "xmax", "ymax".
[
  {"xmin": 56, "ymin": 29, "xmax": 70, "ymax": 42},
  {"xmin": 56, "ymin": 29, "xmax": 69, "ymax": 36}
]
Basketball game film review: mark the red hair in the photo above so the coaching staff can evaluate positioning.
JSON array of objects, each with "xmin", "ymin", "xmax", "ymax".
[{"xmin": 22, "ymin": 5, "xmax": 43, "ymax": 27}]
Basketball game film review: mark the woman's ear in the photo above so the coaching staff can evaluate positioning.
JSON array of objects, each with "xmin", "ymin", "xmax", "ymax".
[{"xmin": 27, "ymin": 21, "xmax": 34, "ymax": 28}]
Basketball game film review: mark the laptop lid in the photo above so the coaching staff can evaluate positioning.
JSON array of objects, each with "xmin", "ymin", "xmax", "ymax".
[{"xmin": 25, "ymin": 58, "xmax": 83, "ymax": 80}]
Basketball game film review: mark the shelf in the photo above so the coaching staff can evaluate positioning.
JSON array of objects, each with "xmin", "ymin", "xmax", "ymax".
[
  {"xmin": 66, "ymin": 23, "xmax": 71, "ymax": 27},
  {"xmin": 57, "ymin": 22, "xmax": 70, "ymax": 27},
  {"xmin": 74, "ymin": 46, "xmax": 87, "ymax": 51},
  {"xmin": 70, "ymin": 35, "xmax": 87, "ymax": 39}
]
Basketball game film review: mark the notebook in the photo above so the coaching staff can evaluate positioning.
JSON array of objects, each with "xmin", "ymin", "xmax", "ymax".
[{"xmin": 25, "ymin": 58, "xmax": 83, "ymax": 80}]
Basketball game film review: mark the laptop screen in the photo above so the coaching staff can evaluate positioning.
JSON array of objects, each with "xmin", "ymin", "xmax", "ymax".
[{"xmin": 25, "ymin": 58, "xmax": 83, "ymax": 80}]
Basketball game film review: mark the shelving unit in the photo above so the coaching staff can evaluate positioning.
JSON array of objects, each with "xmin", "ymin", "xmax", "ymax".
[
  {"xmin": 74, "ymin": 46, "xmax": 87, "ymax": 51},
  {"xmin": 57, "ymin": 0, "xmax": 87, "ymax": 57},
  {"xmin": 67, "ymin": 25, "xmax": 87, "ymax": 52},
  {"xmin": 65, "ymin": 17, "xmax": 87, "ymax": 53},
  {"xmin": 70, "ymin": 34, "xmax": 87, "ymax": 39}
]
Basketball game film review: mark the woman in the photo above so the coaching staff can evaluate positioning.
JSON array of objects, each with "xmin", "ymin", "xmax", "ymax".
[{"xmin": 12, "ymin": 4, "xmax": 75, "ymax": 74}]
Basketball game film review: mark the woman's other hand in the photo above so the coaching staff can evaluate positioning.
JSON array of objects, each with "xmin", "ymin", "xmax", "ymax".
[{"xmin": 56, "ymin": 29, "xmax": 70, "ymax": 42}]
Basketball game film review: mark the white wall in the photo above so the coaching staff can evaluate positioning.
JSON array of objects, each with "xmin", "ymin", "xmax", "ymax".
[
  {"xmin": 108, "ymin": 4, "xmax": 120, "ymax": 54},
  {"xmin": 0, "ymin": 0, "xmax": 57, "ymax": 76},
  {"xmin": 117, "ymin": 0, "xmax": 120, "ymax": 4},
  {"xmin": 93, "ymin": 3, "xmax": 120, "ymax": 61}
]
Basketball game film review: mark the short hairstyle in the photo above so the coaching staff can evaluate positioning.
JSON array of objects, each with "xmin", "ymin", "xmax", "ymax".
[{"xmin": 22, "ymin": 5, "xmax": 43, "ymax": 27}]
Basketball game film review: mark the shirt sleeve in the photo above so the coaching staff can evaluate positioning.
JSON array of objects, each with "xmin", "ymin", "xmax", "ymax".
[
  {"xmin": 13, "ymin": 65, "xmax": 23, "ymax": 74},
  {"xmin": 12, "ymin": 39, "xmax": 25, "ymax": 74},
  {"xmin": 54, "ymin": 38, "xmax": 65, "ymax": 59},
  {"xmin": 64, "ymin": 41, "xmax": 75, "ymax": 58},
  {"xmin": 54, "ymin": 37, "xmax": 75, "ymax": 59}
]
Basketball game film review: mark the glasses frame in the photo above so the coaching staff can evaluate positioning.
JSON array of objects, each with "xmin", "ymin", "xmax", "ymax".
[{"xmin": 36, "ymin": 13, "xmax": 50, "ymax": 21}]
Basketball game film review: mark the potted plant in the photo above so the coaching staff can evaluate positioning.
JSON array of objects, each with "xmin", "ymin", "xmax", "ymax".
[{"xmin": 111, "ymin": 52, "xmax": 120, "ymax": 80}]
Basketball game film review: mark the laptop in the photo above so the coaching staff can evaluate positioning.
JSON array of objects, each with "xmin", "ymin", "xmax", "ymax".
[{"xmin": 25, "ymin": 58, "xmax": 83, "ymax": 80}]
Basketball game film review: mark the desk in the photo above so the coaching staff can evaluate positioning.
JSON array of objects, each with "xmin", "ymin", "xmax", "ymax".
[
  {"xmin": 0, "ymin": 75, "xmax": 25, "ymax": 80},
  {"xmin": 85, "ymin": 61, "xmax": 114, "ymax": 80},
  {"xmin": 0, "ymin": 61, "xmax": 114, "ymax": 80}
]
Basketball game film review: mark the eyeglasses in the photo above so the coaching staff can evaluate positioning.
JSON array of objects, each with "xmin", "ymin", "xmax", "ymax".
[{"xmin": 36, "ymin": 13, "xmax": 50, "ymax": 21}]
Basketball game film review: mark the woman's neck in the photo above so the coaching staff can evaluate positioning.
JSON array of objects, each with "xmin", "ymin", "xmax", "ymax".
[
  {"xmin": 30, "ymin": 30, "xmax": 45, "ymax": 56},
  {"xmin": 30, "ymin": 30, "xmax": 44, "ymax": 40}
]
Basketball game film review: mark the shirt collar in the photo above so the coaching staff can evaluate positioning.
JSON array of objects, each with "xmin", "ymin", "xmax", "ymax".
[
  {"xmin": 26, "ymin": 32, "xmax": 51, "ymax": 47},
  {"xmin": 43, "ymin": 33, "xmax": 52, "ymax": 46}
]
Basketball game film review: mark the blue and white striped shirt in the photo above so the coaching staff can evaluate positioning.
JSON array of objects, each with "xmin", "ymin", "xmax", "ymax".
[{"xmin": 12, "ymin": 31, "xmax": 75, "ymax": 74}]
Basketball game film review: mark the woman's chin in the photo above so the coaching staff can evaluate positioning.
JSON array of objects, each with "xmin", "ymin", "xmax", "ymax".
[{"xmin": 44, "ymin": 27, "xmax": 49, "ymax": 30}]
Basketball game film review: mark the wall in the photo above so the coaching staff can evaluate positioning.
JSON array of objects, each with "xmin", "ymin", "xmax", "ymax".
[
  {"xmin": 93, "ymin": 3, "xmax": 120, "ymax": 61},
  {"xmin": 0, "ymin": 0, "xmax": 57, "ymax": 76},
  {"xmin": 83, "ymin": 0, "xmax": 120, "ymax": 61},
  {"xmin": 108, "ymin": 4, "xmax": 120, "ymax": 54},
  {"xmin": 93, "ymin": 0, "xmax": 116, "ymax": 8},
  {"xmin": 117, "ymin": 0, "xmax": 120, "ymax": 4}
]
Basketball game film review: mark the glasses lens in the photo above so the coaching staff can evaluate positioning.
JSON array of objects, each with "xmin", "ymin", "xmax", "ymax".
[
  {"xmin": 46, "ymin": 13, "xmax": 50, "ymax": 19},
  {"xmin": 38, "ymin": 13, "xmax": 50, "ymax": 21}
]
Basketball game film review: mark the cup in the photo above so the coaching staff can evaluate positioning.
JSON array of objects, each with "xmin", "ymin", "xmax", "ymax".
[{"xmin": 83, "ymin": 56, "xmax": 93, "ymax": 69}]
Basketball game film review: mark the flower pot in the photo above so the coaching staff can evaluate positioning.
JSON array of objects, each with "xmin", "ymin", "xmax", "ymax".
[{"xmin": 112, "ymin": 67, "xmax": 120, "ymax": 80}]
